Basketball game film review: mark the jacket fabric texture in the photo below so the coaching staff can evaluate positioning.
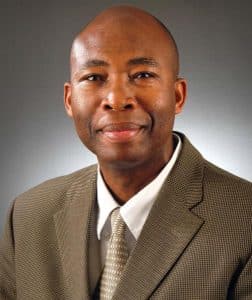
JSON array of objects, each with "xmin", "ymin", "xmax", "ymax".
[{"xmin": 0, "ymin": 133, "xmax": 252, "ymax": 299}]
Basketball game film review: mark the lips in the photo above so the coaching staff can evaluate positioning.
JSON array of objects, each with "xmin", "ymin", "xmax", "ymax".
[
  {"xmin": 98, "ymin": 122, "xmax": 145, "ymax": 143},
  {"xmin": 102, "ymin": 122, "xmax": 142, "ymax": 132}
]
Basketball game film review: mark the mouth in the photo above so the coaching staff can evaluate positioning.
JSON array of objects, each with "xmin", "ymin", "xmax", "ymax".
[{"xmin": 98, "ymin": 122, "xmax": 146, "ymax": 143}]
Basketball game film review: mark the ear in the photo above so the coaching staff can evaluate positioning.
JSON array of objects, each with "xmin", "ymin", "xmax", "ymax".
[
  {"xmin": 174, "ymin": 78, "xmax": 187, "ymax": 114},
  {"xmin": 64, "ymin": 82, "xmax": 73, "ymax": 117}
]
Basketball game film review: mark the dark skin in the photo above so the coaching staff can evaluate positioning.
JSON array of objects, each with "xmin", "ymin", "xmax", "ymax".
[{"xmin": 64, "ymin": 6, "xmax": 187, "ymax": 204}]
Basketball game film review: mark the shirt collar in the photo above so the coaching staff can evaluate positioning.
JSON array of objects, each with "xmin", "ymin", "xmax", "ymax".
[
  {"xmin": 97, "ymin": 133, "xmax": 182, "ymax": 240},
  {"xmin": 97, "ymin": 167, "xmax": 119, "ymax": 239}
]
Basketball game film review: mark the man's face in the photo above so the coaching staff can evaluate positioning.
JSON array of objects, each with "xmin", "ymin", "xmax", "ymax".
[{"xmin": 64, "ymin": 18, "xmax": 186, "ymax": 169}]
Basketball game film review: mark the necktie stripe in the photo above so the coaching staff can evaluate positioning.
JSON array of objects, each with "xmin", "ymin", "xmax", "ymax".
[{"xmin": 99, "ymin": 208, "xmax": 128, "ymax": 299}]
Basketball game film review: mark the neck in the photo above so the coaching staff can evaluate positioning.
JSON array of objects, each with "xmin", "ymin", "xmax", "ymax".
[{"xmin": 99, "ymin": 146, "xmax": 175, "ymax": 204}]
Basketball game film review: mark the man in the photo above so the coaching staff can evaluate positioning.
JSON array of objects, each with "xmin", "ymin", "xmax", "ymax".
[{"xmin": 0, "ymin": 5, "xmax": 251, "ymax": 300}]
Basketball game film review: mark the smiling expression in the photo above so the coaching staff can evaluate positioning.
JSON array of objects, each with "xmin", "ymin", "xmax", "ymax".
[{"xmin": 64, "ymin": 8, "xmax": 187, "ymax": 170}]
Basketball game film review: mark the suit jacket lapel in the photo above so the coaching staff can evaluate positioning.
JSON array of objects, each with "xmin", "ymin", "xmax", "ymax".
[
  {"xmin": 53, "ymin": 166, "xmax": 98, "ymax": 300},
  {"xmin": 52, "ymin": 134, "xmax": 206, "ymax": 299},
  {"xmin": 113, "ymin": 136, "xmax": 205, "ymax": 299},
  {"xmin": 88, "ymin": 200, "xmax": 102, "ymax": 295}
]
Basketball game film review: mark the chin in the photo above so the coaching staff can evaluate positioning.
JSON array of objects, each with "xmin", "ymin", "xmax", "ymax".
[{"xmin": 97, "ymin": 150, "xmax": 149, "ymax": 169}]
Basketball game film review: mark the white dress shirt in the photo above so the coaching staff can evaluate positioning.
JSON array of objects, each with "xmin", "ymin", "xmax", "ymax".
[{"xmin": 97, "ymin": 133, "xmax": 182, "ymax": 265}]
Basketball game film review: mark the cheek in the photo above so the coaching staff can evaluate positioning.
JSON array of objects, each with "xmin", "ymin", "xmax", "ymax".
[
  {"xmin": 144, "ymin": 90, "xmax": 176, "ymax": 127},
  {"xmin": 72, "ymin": 87, "xmax": 97, "ymax": 111},
  {"xmin": 71, "ymin": 86, "xmax": 101, "ymax": 116},
  {"xmin": 70, "ymin": 90, "xmax": 97, "ymax": 139}
]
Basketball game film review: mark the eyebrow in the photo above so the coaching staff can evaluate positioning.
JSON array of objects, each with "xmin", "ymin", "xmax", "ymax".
[
  {"xmin": 80, "ymin": 59, "xmax": 109, "ymax": 69},
  {"xmin": 127, "ymin": 57, "xmax": 159, "ymax": 67},
  {"xmin": 79, "ymin": 57, "xmax": 159, "ymax": 70}
]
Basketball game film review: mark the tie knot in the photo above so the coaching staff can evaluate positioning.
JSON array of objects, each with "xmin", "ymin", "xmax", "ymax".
[{"xmin": 110, "ymin": 208, "xmax": 125, "ymax": 236}]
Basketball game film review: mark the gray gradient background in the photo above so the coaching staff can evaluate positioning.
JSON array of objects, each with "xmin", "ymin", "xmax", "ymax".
[{"xmin": 1, "ymin": 0, "xmax": 251, "ymax": 233}]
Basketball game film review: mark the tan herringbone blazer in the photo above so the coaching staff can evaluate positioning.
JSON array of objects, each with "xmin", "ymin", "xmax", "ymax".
[{"xmin": 1, "ymin": 134, "xmax": 252, "ymax": 299}]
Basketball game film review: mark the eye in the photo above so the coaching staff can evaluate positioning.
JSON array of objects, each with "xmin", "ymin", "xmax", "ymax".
[
  {"xmin": 85, "ymin": 74, "xmax": 104, "ymax": 81},
  {"xmin": 133, "ymin": 72, "xmax": 155, "ymax": 80},
  {"xmin": 78, "ymin": 73, "xmax": 106, "ymax": 83}
]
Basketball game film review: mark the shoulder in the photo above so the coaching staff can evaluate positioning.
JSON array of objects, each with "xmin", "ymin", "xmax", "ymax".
[
  {"xmin": 177, "ymin": 132, "xmax": 252, "ymax": 218},
  {"xmin": 195, "ymin": 157, "xmax": 252, "ymax": 239},
  {"xmin": 177, "ymin": 131, "xmax": 252, "ymax": 196},
  {"xmin": 203, "ymin": 159, "xmax": 252, "ymax": 199},
  {"xmin": 12, "ymin": 164, "xmax": 97, "ymax": 219}
]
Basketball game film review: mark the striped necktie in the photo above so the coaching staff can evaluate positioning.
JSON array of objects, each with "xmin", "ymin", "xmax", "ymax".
[{"xmin": 99, "ymin": 208, "xmax": 128, "ymax": 299}]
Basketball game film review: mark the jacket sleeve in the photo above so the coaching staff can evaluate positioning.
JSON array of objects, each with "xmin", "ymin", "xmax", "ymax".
[{"xmin": 0, "ymin": 201, "xmax": 16, "ymax": 299}]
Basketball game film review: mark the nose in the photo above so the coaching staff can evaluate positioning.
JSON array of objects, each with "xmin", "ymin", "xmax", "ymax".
[{"xmin": 102, "ymin": 78, "xmax": 136, "ymax": 111}]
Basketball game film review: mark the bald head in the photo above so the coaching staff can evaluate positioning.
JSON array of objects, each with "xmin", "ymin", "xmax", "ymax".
[
  {"xmin": 64, "ymin": 5, "xmax": 187, "ymax": 175},
  {"xmin": 70, "ymin": 5, "xmax": 179, "ymax": 79}
]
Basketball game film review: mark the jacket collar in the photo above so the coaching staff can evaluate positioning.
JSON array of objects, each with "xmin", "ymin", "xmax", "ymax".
[
  {"xmin": 53, "ymin": 133, "xmax": 205, "ymax": 299},
  {"xmin": 112, "ymin": 134, "xmax": 205, "ymax": 299}
]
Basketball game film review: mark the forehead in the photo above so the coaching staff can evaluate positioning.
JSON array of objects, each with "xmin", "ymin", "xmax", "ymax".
[{"xmin": 71, "ymin": 19, "xmax": 175, "ymax": 69}]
